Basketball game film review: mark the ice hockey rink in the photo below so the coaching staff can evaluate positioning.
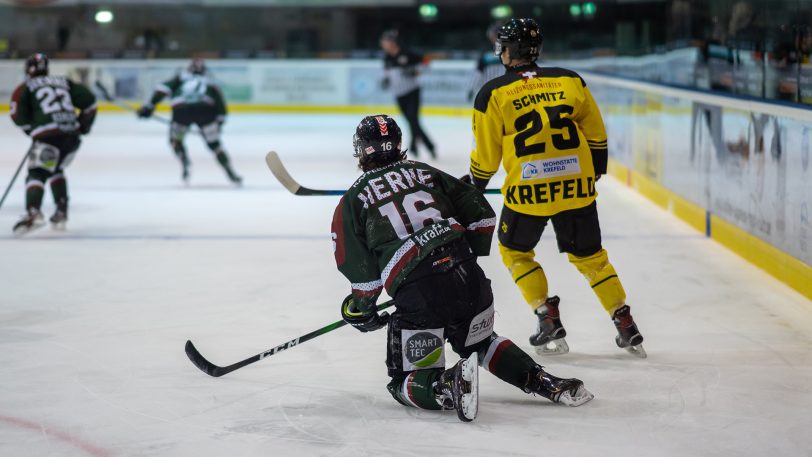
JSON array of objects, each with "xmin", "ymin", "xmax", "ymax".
[{"xmin": 1, "ymin": 112, "xmax": 810, "ymax": 457}]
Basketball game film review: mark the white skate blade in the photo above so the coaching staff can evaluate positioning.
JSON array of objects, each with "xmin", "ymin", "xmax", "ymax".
[
  {"xmin": 458, "ymin": 353, "xmax": 479, "ymax": 422},
  {"xmin": 51, "ymin": 221, "xmax": 67, "ymax": 231},
  {"xmin": 624, "ymin": 344, "xmax": 647, "ymax": 359},
  {"xmin": 534, "ymin": 337, "xmax": 569, "ymax": 356},
  {"xmin": 558, "ymin": 385, "xmax": 594, "ymax": 407}
]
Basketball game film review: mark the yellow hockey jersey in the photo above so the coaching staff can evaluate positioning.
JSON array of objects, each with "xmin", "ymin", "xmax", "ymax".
[{"xmin": 470, "ymin": 64, "xmax": 608, "ymax": 217}]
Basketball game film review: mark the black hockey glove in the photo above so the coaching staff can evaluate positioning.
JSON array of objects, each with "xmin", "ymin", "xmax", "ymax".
[
  {"xmin": 341, "ymin": 295, "xmax": 388, "ymax": 333},
  {"xmin": 460, "ymin": 173, "xmax": 487, "ymax": 192},
  {"xmin": 381, "ymin": 77, "xmax": 391, "ymax": 90},
  {"xmin": 136, "ymin": 104, "xmax": 154, "ymax": 119}
]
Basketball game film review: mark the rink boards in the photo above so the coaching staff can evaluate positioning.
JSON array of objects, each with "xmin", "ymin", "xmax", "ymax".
[{"xmin": 0, "ymin": 58, "xmax": 810, "ymax": 299}]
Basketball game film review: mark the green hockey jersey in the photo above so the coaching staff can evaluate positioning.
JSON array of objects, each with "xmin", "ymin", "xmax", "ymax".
[
  {"xmin": 149, "ymin": 72, "xmax": 226, "ymax": 115},
  {"xmin": 331, "ymin": 160, "xmax": 496, "ymax": 312},
  {"xmin": 10, "ymin": 76, "xmax": 96, "ymax": 139}
]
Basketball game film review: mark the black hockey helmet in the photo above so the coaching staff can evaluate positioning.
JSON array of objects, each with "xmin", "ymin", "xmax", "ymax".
[
  {"xmin": 380, "ymin": 29, "xmax": 401, "ymax": 46},
  {"xmin": 188, "ymin": 58, "xmax": 207, "ymax": 75},
  {"xmin": 494, "ymin": 18, "xmax": 542, "ymax": 61},
  {"xmin": 353, "ymin": 115, "xmax": 405, "ymax": 171},
  {"xmin": 25, "ymin": 53, "xmax": 49, "ymax": 77}
]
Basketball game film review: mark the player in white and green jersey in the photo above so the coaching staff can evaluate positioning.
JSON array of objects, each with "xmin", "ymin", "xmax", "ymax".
[
  {"xmin": 332, "ymin": 115, "xmax": 594, "ymax": 422},
  {"xmin": 137, "ymin": 59, "xmax": 241, "ymax": 185}
]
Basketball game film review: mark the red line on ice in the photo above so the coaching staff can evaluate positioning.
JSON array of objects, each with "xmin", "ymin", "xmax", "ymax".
[{"xmin": 0, "ymin": 414, "xmax": 112, "ymax": 457}]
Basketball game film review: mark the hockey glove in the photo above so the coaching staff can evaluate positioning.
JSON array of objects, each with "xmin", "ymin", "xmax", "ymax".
[
  {"xmin": 460, "ymin": 173, "xmax": 488, "ymax": 192},
  {"xmin": 136, "ymin": 104, "xmax": 154, "ymax": 119},
  {"xmin": 381, "ymin": 77, "xmax": 391, "ymax": 90},
  {"xmin": 341, "ymin": 294, "xmax": 388, "ymax": 333}
]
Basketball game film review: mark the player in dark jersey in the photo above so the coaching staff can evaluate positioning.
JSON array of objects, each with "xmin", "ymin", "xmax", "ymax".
[
  {"xmin": 469, "ymin": 18, "xmax": 646, "ymax": 358},
  {"xmin": 9, "ymin": 53, "xmax": 97, "ymax": 235},
  {"xmin": 331, "ymin": 114, "xmax": 593, "ymax": 422},
  {"xmin": 137, "ymin": 59, "xmax": 241, "ymax": 185},
  {"xmin": 380, "ymin": 30, "xmax": 436, "ymax": 159}
]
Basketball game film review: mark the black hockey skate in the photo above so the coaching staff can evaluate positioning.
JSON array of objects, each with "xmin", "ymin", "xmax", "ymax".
[
  {"xmin": 529, "ymin": 296, "xmax": 569, "ymax": 355},
  {"xmin": 13, "ymin": 209, "xmax": 45, "ymax": 236},
  {"xmin": 225, "ymin": 167, "xmax": 243, "ymax": 187},
  {"xmin": 435, "ymin": 353, "xmax": 479, "ymax": 422},
  {"xmin": 181, "ymin": 157, "xmax": 191, "ymax": 183},
  {"xmin": 49, "ymin": 209, "xmax": 67, "ymax": 231},
  {"xmin": 524, "ymin": 365, "xmax": 594, "ymax": 407},
  {"xmin": 613, "ymin": 305, "xmax": 646, "ymax": 358}
]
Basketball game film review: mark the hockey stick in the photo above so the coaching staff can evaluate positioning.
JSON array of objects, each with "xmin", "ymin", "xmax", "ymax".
[
  {"xmin": 266, "ymin": 151, "xmax": 501, "ymax": 196},
  {"xmin": 0, "ymin": 150, "xmax": 28, "ymax": 211},
  {"xmin": 185, "ymin": 299, "xmax": 394, "ymax": 377},
  {"xmin": 94, "ymin": 81, "xmax": 171, "ymax": 124}
]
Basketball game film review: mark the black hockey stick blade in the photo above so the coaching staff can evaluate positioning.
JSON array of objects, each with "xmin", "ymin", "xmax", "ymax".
[
  {"xmin": 185, "ymin": 340, "xmax": 229, "ymax": 377},
  {"xmin": 186, "ymin": 300, "xmax": 395, "ymax": 377},
  {"xmin": 266, "ymin": 151, "xmax": 500, "ymax": 196}
]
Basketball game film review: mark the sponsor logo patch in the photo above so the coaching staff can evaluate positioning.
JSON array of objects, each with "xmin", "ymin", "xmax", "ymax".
[
  {"xmin": 401, "ymin": 328, "xmax": 445, "ymax": 371},
  {"xmin": 465, "ymin": 304, "xmax": 494, "ymax": 346},
  {"xmin": 521, "ymin": 155, "xmax": 581, "ymax": 180}
]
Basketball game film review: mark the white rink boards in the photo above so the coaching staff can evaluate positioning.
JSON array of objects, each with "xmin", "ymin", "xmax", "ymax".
[{"xmin": 1, "ymin": 113, "xmax": 810, "ymax": 457}]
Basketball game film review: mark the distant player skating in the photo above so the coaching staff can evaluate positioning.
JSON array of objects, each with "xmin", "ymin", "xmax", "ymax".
[
  {"xmin": 380, "ymin": 30, "xmax": 436, "ymax": 159},
  {"xmin": 331, "ymin": 114, "xmax": 593, "ymax": 422},
  {"xmin": 9, "ymin": 53, "xmax": 97, "ymax": 235},
  {"xmin": 137, "ymin": 59, "xmax": 242, "ymax": 185},
  {"xmin": 468, "ymin": 18, "xmax": 646, "ymax": 357}
]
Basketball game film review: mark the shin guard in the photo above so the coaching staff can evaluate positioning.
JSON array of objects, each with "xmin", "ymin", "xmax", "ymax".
[
  {"xmin": 478, "ymin": 335, "xmax": 538, "ymax": 390},
  {"xmin": 49, "ymin": 174, "xmax": 68, "ymax": 211},
  {"xmin": 387, "ymin": 369, "xmax": 444, "ymax": 410},
  {"xmin": 24, "ymin": 177, "xmax": 46, "ymax": 211},
  {"xmin": 499, "ymin": 243, "xmax": 549, "ymax": 310},
  {"xmin": 568, "ymin": 249, "xmax": 627, "ymax": 315}
]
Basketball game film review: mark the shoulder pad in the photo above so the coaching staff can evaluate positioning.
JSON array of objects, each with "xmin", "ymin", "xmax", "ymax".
[
  {"xmin": 474, "ymin": 72, "xmax": 521, "ymax": 113},
  {"xmin": 536, "ymin": 67, "xmax": 586, "ymax": 86}
]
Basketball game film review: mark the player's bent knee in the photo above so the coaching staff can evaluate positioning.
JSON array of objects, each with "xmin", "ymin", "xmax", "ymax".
[{"xmin": 387, "ymin": 369, "xmax": 444, "ymax": 410}]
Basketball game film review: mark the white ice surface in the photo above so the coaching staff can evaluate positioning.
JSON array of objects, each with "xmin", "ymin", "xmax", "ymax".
[{"xmin": 1, "ymin": 113, "xmax": 811, "ymax": 457}]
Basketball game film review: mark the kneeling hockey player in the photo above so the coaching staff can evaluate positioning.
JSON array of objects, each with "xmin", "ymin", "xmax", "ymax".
[
  {"xmin": 9, "ymin": 53, "xmax": 97, "ymax": 235},
  {"xmin": 331, "ymin": 114, "xmax": 594, "ymax": 422},
  {"xmin": 137, "ymin": 58, "xmax": 241, "ymax": 185}
]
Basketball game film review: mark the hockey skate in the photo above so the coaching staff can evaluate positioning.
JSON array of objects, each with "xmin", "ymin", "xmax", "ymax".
[
  {"xmin": 524, "ymin": 365, "xmax": 594, "ymax": 407},
  {"xmin": 613, "ymin": 305, "xmax": 646, "ymax": 358},
  {"xmin": 435, "ymin": 352, "xmax": 479, "ymax": 422},
  {"xmin": 49, "ymin": 209, "xmax": 67, "ymax": 231},
  {"xmin": 529, "ymin": 296, "xmax": 569, "ymax": 355},
  {"xmin": 12, "ymin": 208, "xmax": 45, "ymax": 236},
  {"xmin": 175, "ymin": 150, "xmax": 191, "ymax": 183},
  {"xmin": 225, "ymin": 167, "xmax": 243, "ymax": 187}
]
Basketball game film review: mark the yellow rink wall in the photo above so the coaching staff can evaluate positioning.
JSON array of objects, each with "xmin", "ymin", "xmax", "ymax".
[
  {"xmin": 2, "ymin": 100, "xmax": 809, "ymax": 300},
  {"xmin": 607, "ymin": 159, "xmax": 812, "ymax": 300}
]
